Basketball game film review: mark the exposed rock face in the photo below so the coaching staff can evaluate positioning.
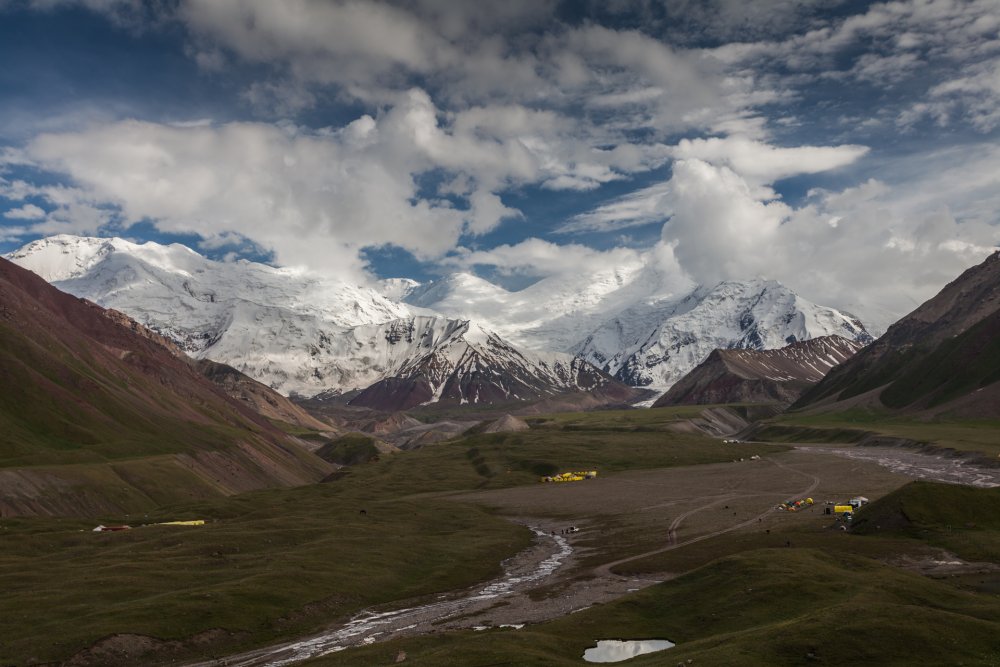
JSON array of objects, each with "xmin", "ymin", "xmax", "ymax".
[
  {"xmin": 655, "ymin": 335, "xmax": 863, "ymax": 407},
  {"xmin": 193, "ymin": 359, "xmax": 331, "ymax": 431},
  {"xmin": 7, "ymin": 236, "xmax": 627, "ymax": 408},
  {"xmin": 482, "ymin": 414, "xmax": 531, "ymax": 433},
  {"xmin": 347, "ymin": 324, "xmax": 635, "ymax": 411},
  {"xmin": 0, "ymin": 256, "xmax": 331, "ymax": 517},
  {"xmin": 796, "ymin": 251, "xmax": 1000, "ymax": 415}
]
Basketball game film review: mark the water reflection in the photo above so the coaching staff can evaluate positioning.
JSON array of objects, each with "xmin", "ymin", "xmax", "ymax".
[{"xmin": 583, "ymin": 639, "xmax": 676, "ymax": 663}]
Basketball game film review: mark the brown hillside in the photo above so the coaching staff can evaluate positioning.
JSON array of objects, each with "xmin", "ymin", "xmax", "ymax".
[
  {"xmin": 194, "ymin": 359, "xmax": 332, "ymax": 431},
  {"xmin": 0, "ymin": 257, "xmax": 331, "ymax": 516},
  {"xmin": 655, "ymin": 335, "xmax": 862, "ymax": 407},
  {"xmin": 795, "ymin": 251, "xmax": 1000, "ymax": 414}
]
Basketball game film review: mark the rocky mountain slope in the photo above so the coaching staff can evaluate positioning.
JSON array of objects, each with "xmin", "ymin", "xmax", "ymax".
[
  {"xmin": 410, "ymin": 269, "xmax": 873, "ymax": 392},
  {"xmin": 193, "ymin": 359, "xmax": 332, "ymax": 431},
  {"xmin": 795, "ymin": 251, "xmax": 1000, "ymax": 416},
  {"xmin": 7, "ymin": 236, "xmax": 625, "ymax": 407},
  {"xmin": 348, "ymin": 320, "xmax": 635, "ymax": 411},
  {"xmin": 0, "ymin": 256, "xmax": 331, "ymax": 516},
  {"xmin": 8, "ymin": 235, "xmax": 874, "ymax": 401},
  {"xmin": 654, "ymin": 335, "xmax": 864, "ymax": 407}
]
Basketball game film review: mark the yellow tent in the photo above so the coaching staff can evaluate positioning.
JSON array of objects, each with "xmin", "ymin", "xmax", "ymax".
[{"xmin": 155, "ymin": 520, "xmax": 206, "ymax": 526}]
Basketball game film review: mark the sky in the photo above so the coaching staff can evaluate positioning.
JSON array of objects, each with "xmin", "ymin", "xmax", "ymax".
[{"xmin": 1, "ymin": 0, "xmax": 999, "ymax": 326}]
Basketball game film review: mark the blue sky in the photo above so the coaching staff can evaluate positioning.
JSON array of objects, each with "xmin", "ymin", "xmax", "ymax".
[{"xmin": 1, "ymin": 0, "xmax": 999, "ymax": 320}]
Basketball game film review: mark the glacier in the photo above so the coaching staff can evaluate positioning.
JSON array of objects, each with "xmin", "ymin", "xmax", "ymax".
[{"xmin": 7, "ymin": 235, "xmax": 874, "ymax": 401}]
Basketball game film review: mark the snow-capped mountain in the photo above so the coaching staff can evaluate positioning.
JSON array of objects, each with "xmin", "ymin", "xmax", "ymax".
[
  {"xmin": 404, "ymin": 268, "xmax": 872, "ymax": 392},
  {"xmin": 9, "ymin": 235, "xmax": 410, "ymax": 336},
  {"xmin": 6, "ymin": 236, "xmax": 626, "ymax": 403},
  {"xmin": 349, "ymin": 320, "xmax": 627, "ymax": 411},
  {"xmin": 403, "ymin": 259, "xmax": 689, "ymax": 353},
  {"xmin": 7, "ymin": 235, "xmax": 874, "ymax": 402},
  {"xmin": 573, "ymin": 279, "xmax": 872, "ymax": 388},
  {"xmin": 7, "ymin": 235, "xmax": 433, "ymax": 397}
]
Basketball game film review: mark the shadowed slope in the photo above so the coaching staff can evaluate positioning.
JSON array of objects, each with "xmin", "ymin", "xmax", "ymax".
[
  {"xmin": 0, "ymin": 257, "xmax": 331, "ymax": 516},
  {"xmin": 795, "ymin": 251, "xmax": 1000, "ymax": 415},
  {"xmin": 655, "ymin": 335, "xmax": 862, "ymax": 407},
  {"xmin": 193, "ymin": 358, "xmax": 332, "ymax": 431}
]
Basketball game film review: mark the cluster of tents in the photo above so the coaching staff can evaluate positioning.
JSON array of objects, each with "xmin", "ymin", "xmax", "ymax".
[
  {"xmin": 541, "ymin": 470, "xmax": 598, "ymax": 483},
  {"xmin": 827, "ymin": 496, "xmax": 870, "ymax": 520},
  {"xmin": 777, "ymin": 497, "xmax": 814, "ymax": 512}
]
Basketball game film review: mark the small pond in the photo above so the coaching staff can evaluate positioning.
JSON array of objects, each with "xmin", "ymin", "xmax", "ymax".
[{"xmin": 582, "ymin": 639, "xmax": 676, "ymax": 663}]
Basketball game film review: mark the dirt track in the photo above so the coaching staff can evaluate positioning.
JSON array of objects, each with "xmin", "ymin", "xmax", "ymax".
[
  {"xmin": 193, "ymin": 448, "xmax": 910, "ymax": 666},
  {"xmin": 592, "ymin": 457, "xmax": 821, "ymax": 577},
  {"xmin": 425, "ymin": 448, "xmax": 903, "ymax": 630}
]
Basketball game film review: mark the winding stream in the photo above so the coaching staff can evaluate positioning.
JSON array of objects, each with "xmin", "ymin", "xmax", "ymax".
[
  {"xmin": 187, "ymin": 445, "xmax": 998, "ymax": 666},
  {"xmin": 189, "ymin": 528, "xmax": 572, "ymax": 667},
  {"xmin": 807, "ymin": 446, "xmax": 1000, "ymax": 488}
]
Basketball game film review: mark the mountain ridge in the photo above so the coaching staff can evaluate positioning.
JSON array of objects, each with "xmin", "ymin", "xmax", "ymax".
[
  {"xmin": 0, "ymin": 255, "xmax": 331, "ymax": 516},
  {"xmin": 654, "ymin": 335, "xmax": 864, "ymax": 407},
  {"xmin": 8, "ymin": 235, "xmax": 874, "ymax": 401},
  {"xmin": 795, "ymin": 250, "xmax": 1000, "ymax": 416}
]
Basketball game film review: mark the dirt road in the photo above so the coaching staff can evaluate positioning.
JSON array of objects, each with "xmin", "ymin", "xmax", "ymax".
[
  {"xmin": 192, "ymin": 449, "xmax": 902, "ymax": 666},
  {"xmin": 594, "ymin": 458, "xmax": 820, "ymax": 577}
]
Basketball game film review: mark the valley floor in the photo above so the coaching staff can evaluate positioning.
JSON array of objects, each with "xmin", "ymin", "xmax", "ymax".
[
  {"xmin": 3, "ymin": 408, "xmax": 1000, "ymax": 666},
  {"xmin": 188, "ymin": 446, "xmax": 941, "ymax": 665}
]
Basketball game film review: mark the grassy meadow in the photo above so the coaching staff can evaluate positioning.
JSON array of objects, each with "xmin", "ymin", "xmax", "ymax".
[
  {"xmin": 309, "ymin": 481, "xmax": 1000, "ymax": 667},
  {"xmin": 0, "ymin": 408, "xmax": 761, "ymax": 665},
  {"xmin": 762, "ymin": 407, "xmax": 1000, "ymax": 457},
  {"xmin": 3, "ymin": 405, "xmax": 999, "ymax": 665}
]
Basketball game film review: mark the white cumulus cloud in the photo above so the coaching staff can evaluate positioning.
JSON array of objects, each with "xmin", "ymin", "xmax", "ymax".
[{"xmin": 3, "ymin": 203, "xmax": 46, "ymax": 220}]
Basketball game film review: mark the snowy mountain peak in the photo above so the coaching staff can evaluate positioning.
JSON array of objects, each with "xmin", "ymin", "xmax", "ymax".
[
  {"xmin": 375, "ymin": 277, "xmax": 421, "ymax": 301},
  {"xmin": 5, "ymin": 237, "xmax": 626, "ymax": 404},
  {"xmin": 574, "ymin": 277, "xmax": 872, "ymax": 390},
  {"xmin": 9, "ymin": 234, "xmax": 210, "ymax": 283},
  {"xmin": 7, "ymin": 235, "xmax": 874, "ymax": 402}
]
